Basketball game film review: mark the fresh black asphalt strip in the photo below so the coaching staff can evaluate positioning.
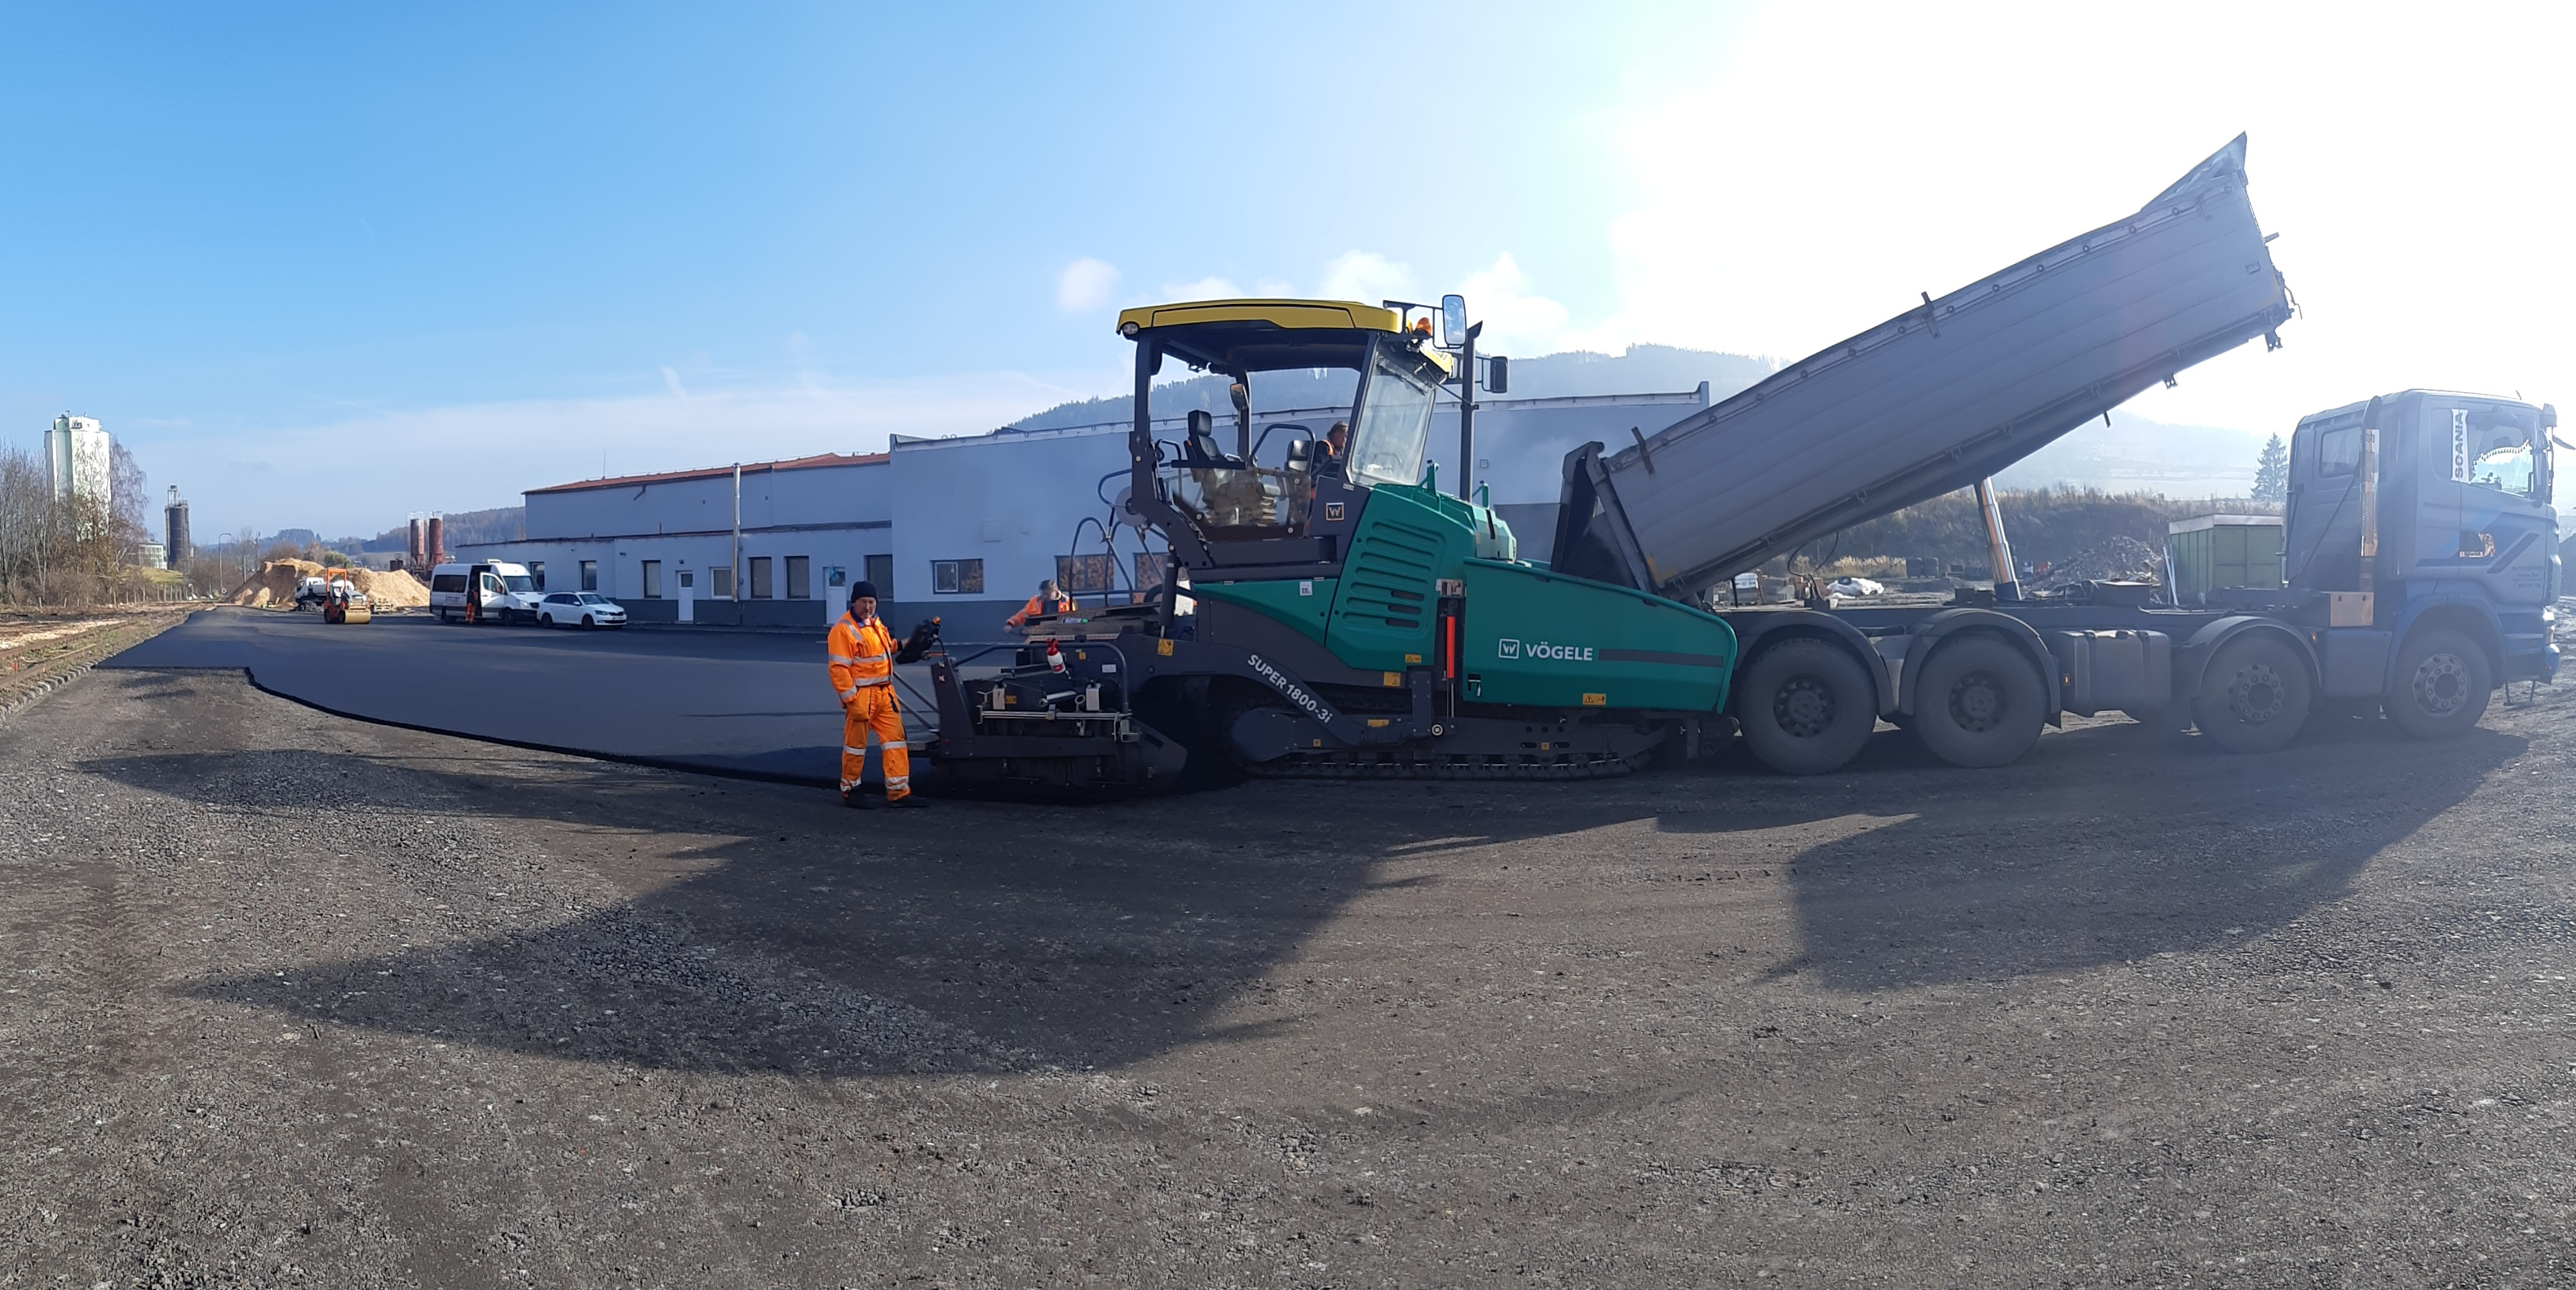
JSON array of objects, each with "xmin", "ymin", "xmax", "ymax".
[{"xmin": 102, "ymin": 607, "xmax": 931, "ymax": 786}]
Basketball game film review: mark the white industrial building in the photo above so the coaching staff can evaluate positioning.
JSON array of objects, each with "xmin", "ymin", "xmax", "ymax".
[
  {"xmin": 458, "ymin": 386, "xmax": 1712, "ymax": 637},
  {"xmin": 45, "ymin": 414, "xmax": 111, "ymax": 508}
]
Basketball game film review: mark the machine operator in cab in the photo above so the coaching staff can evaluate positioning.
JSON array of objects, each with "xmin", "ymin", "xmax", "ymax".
[{"xmin": 828, "ymin": 581, "xmax": 926, "ymax": 808}]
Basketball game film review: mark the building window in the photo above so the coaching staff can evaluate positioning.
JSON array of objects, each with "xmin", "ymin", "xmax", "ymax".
[
  {"xmin": 710, "ymin": 566, "xmax": 734, "ymax": 599},
  {"xmin": 932, "ymin": 559, "xmax": 984, "ymax": 594},
  {"xmin": 785, "ymin": 555, "xmax": 810, "ymax": 599},
  {"xmin": 865, "ymin": 554, "xmax": 892, "ymax": 594},
  {"xmin": 579, "ymin": 559, "xmax": 598, "ymax": 592},
  {"xmin": 749, "ymin": 556, "xmax": 772, "ymax": 599},
  {"xmin": 529, "ymin": 561, "xmax": 547, "ymax": 591},
  {"xmin": 641, "ymin": 560, "xmax": 662, "ymax": 599},
  {"xmin": 1056, "ymin": 553, "xmax": 1114, "ymax": 594}
]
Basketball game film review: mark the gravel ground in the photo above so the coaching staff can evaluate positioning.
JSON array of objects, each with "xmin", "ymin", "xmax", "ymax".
[{"xmin": 5, "ymin": 662, "xmax": 2575, "ymax": 1288}]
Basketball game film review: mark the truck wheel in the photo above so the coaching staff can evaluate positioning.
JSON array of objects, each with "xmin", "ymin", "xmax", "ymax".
[
  {"xmin": 2191, "ymin": 633, "xmax": 2311, "ymax": 753},
  {"xmin": 1911, "ymin": 635, "xmax": 2045, "ymax": 767},
  {"xmin": 2387, "ymin": 627, "xmax": 2491, "ymax": 740},
  {"xmin": 1733, "ymin": 638, "xmax": 1875, "ymax": 775}
]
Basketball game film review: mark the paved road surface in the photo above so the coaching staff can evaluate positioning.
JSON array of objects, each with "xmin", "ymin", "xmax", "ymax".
[{"xmin": 103, "ymin": 607, "xmax": 952, "ymax": 785}]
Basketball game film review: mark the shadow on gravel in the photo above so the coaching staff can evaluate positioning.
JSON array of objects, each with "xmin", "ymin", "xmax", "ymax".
[
  {"xmin": 1760, "ymin": 716, "xmax": 2526, "ymax": 992},
  {"xmin": 88, "ymin": 744, "xmax": 1810, "ymax": 1076},
  {"xmin": 80, "ymin": 701, "xmax": 2522, "ymax": 1073}
]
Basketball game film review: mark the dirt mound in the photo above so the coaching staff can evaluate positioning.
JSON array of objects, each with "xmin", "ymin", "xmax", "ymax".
[
  {"xmin": 348, "ymin": 566, "xmax": 430, "ymax": 607},
  {"xmin": 227, "ymin": 561, "xmax": 430, "ymax": 609},
  {"xmin": 2032, "ymin": 535, "xmax": 2164, "ymax": 592}
]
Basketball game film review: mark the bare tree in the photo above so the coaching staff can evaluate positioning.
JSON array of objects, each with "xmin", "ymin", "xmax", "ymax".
[{"xmin": 0, "ymin": 439, "xmax": 159, "ymax": 605}]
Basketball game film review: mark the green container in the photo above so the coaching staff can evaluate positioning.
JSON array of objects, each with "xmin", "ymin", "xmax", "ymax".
[{"xmin": 2167, "ymin": 514, "xmax": 2284, "ymax": 599}]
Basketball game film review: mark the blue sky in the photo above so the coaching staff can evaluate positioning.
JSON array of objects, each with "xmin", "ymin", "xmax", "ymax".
[{"xmin": 4, "ymin": 3, "xmax": 2567, "ymax": 539}]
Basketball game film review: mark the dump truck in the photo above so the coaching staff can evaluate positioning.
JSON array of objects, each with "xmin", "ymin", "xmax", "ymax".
[{"xmin": 1547, "ymin": 135, "xmax": 2558, "ymax": 772}]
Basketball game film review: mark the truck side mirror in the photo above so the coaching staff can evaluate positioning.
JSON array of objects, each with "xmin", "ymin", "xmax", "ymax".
[
  {"xmin": 1440, "ymin": 294, "xmax": 1467, "ymax": 349},
  {"xmin": 1485, "ymin": 355, "xmax": 1509, "ymax": 395}
]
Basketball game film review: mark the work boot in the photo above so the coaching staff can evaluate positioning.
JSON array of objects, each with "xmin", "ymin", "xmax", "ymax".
[
  {"xmin": 886, "ymin": 793, "xmax": 930, "ymax": 809},
  {"xmin": 841, "ymin": 789, "xmax": 878, "ymax": 810}
]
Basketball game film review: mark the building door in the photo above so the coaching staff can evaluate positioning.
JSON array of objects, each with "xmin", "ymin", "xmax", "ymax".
[{"xmin": 677, "ymin": 568, "xmax": 695, "ymax": 624}]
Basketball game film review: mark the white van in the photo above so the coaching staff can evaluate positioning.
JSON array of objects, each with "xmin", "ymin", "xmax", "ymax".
[{"xmin": 427, "ymin": 561, "xmax": 543, "ymax": 625}]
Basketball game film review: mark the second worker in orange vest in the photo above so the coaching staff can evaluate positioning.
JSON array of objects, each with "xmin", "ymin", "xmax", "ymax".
[
  {"xmin": 1003, "ymin": 578, "xmax": 1076, "ymax": 632},
  {"xmin": 829, "ymin": 581, "xmax": 926, "ymax": 808}
]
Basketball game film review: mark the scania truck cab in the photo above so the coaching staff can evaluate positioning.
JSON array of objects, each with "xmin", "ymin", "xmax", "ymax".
[{"xmin": 2277, "ymin": 390, "xmax": 2559, "ymax": 734}]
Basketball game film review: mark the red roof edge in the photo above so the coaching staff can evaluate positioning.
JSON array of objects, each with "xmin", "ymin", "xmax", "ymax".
[{"xmin": 524, "ymin": 451, "xmax": 890, "ymax": 496}]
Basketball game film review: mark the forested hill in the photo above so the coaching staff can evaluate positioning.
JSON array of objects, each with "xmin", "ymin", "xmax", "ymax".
[{"xmin": 336, "ymin": 505, "xmax": 524, "ymax": 554}]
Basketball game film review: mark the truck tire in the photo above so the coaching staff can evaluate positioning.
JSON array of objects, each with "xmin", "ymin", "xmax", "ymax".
[
  {"xmin": 2191, "ymin": 633, "xmax": 2310, "ymax": 753},
  {"xmin": 2387, "ymin": 627, "xmax": 2491, "ymax": 740},
  {"xmin": 1910, "ymin": 635, "xmax": 2045, "ymax": 767},
  {"xmin": 1733, "ymin": 638, "xmax": 1875, "ymax": 775}
]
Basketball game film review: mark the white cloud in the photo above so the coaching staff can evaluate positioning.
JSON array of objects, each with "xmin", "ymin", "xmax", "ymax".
[
  {"xmin": 1056, "ymin": 257, "xmax": 1121, "ymax": 313},
  {"xmin": 1317, "ymin": 251, "xmax": 1419, "ymax": 307},
  {"xmin": 148, "ymin": 372, "xmax": 1085, "ymax": 541},
  {"xmin": 1571, "ymin": 2, "xmax": 2576, "ymax": 438},
  {"xmin": 1458, "ymin": 254, "xmax": 1572, "ymax": 357},
  {"xmin": 1159, "ymin": 276, "xmax": 1242, "ymax": 302},
  {"xmin": 658, "ymin": 365, "xmax": 688, "ymax": 398}
]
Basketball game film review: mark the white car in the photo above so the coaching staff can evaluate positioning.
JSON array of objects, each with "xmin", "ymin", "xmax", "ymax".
[
  {"xmin": 1826, "ymin": 577, "xmax": 1885, "ymax": 597},
  {"xmin": 536, "ymin": 592, "xmax": 627, "ymax": 630}
]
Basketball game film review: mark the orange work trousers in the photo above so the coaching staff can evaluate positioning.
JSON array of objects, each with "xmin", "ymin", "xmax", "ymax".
[{"xmin": 841, "ymin": 684, "xmax": 910, "ymax": 799}]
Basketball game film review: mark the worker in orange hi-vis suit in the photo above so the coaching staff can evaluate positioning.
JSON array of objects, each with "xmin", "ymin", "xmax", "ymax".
[
  {"xmin": 1003, "ymin": 578, "xmax": 1076, "ymax": 632},
  {"xmin": 828, "ymin": 581, "xmax": 926, "ymax": 809}
]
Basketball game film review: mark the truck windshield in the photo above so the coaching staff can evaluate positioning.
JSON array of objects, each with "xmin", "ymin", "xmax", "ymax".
[
  {"xmin": 502, "ymin": 575, "xmax": 536, "ymax": 593},
  {"xmin": 2470, "ymin": 440, "xmax": 2536, "ymax": 497},
  {"xmin": 1346, "ymin": 341, "xmax": 1442, "ymax": 489}
]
